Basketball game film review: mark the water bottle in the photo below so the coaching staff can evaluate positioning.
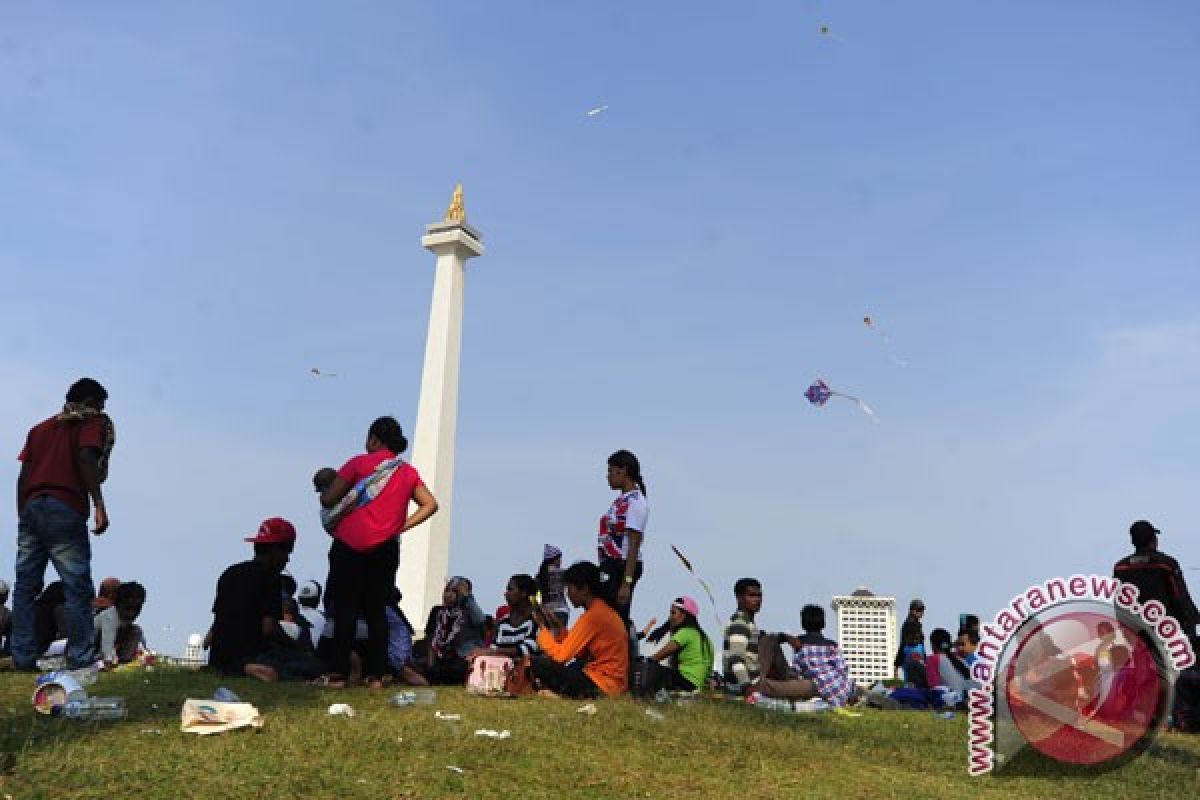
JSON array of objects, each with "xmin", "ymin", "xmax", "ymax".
[
  {"xmin": 36, "ymin": 667, "xmax": 98, "ymax": 688},
  {"xmin": 411, "ymin": 688, "xmax": 436, "ymax": 705},
  {"xmin": 213, "ymin": 687, "xmax": 241, "ymax": 703},
  {"xmin": 389, "ymin": 692, "xmax": 416, "ymax": 708},
  {"xmin": 755, "ymin": 695, "xmax": 792, "ymax": 712},
  {"xmin": 56, "ymin": 697, "xmax": 128, "ymax": 721}
]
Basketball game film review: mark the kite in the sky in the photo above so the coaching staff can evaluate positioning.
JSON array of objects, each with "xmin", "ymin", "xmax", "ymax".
[
  {"xmin": 805, "ymin": 378, "xmax": 879, "ymax": 422},
  {"xmin": 310, "ymin": 367, "xmax": 338, "ymax": 378},
  {"xmin": 863, "ymin": 314, "xmax": 908, "ymax": 367},
  {"xmin": 670, "ymin": 544, "xmax": 723, "ymax": 630},
  {"xmin": 819, "ymin": 25, "xmax": 843, "ymax": 41},
  {"xmin": 586, "ymin": 105, "xmax": 609, "ymax": 117}
]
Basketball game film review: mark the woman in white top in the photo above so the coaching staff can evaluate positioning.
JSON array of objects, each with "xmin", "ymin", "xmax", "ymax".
[{"xmin": 597, "ymin": 450, "xmax": 649, "ymax": 621}]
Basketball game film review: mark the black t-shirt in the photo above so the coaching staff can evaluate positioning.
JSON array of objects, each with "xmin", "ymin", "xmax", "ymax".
[
  {"xmin": 209, "ymin": 560, "xmax": 282, "ymax": 673},
  {"xmin": 1114, "ymin": 549, "xmax": 1200, "ymax": 630}
]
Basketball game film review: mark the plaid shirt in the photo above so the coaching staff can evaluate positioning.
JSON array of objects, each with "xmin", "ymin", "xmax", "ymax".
[{"xmin": 793, "ymin": 636, "xmax": 854, "ymax": 708}]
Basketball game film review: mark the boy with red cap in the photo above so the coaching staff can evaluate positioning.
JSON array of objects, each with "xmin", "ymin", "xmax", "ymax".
[{"xmin": 204, "ymin": 518, "xmax": 323, "ymax": 682}]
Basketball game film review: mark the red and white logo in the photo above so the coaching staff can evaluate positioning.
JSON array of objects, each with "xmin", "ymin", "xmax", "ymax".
[{"xmin": 1003, "ymin": 608, "xmax": 1166, "ymax": 766}]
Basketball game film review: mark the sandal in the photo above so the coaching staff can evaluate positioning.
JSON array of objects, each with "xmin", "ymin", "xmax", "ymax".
[{"xmin": 311, "ymin": 674, "xmax": 347, "ymax": 689}]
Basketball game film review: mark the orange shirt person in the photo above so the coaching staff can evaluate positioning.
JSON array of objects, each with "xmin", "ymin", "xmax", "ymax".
[{"xmin": 533, "ymin": 561, "xmax": 628, "ymax": 698}]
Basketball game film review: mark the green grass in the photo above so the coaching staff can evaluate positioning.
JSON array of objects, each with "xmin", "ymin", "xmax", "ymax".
[{"xmin": 0, "ymin": 668, "xmax": 1198, "ymax": 799}]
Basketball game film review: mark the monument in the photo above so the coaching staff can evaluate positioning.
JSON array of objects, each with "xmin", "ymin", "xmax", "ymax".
[{"xmin": 398, "ymin": 185, "xmax": 485, "ymax": 627}]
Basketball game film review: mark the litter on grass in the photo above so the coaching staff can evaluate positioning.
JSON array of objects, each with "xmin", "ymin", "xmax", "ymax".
[
  {"xmin": 447, "ymin": 766, "xmax": 466, "ymax": 774},
  {"xmin": 644, "ymin": 709, "xmax": 665, "ymax": 721},
  {"xmin": 327, "ymin": 703, "xmax": 355, "ymax": 717},
  {"xmin": 435, "ymin": 711, "xmax": 462, "ymax": 721},
  {"xmin": 576, "ymin": 703, "xmax": 597, "ymax": 716},
  {"xmin": 474, "ymin": 728, "xmax": 512, "ymax": 739},
  {"xmin": 180, "ymin": 699, "xmax": 264, "ymax": 735}
]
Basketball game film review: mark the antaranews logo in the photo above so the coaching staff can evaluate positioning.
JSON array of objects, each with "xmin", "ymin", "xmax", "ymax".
[{"xmin": 967, "ymin": 574, "xmax": 1195, "ymax": 775}]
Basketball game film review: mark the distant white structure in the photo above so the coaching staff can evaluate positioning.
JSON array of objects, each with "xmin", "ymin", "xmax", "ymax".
[
  {"xmin": 398, "ymin": 184, "xmax": 485, "ymax": 627},
  {"xmin": 831, "ymin": 588, "xmax": 897, "ymax": 686},
  {"xmin": 184, "ymin": 633, "xmax": 205, "ymax": 665}
]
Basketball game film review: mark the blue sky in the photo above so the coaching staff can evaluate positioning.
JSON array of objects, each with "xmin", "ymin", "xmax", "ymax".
[{"xmin": 1, "ymin": 2, "xmax": 1198, "ymax": 654}]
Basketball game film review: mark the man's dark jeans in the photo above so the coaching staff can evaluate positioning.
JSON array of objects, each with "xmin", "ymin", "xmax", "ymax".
[{"xmin": 12, "ymin": 496, "xmax": 96, "ymax": 669}]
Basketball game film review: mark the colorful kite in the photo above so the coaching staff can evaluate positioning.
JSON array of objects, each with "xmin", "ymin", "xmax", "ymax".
[
  {"xmin": 805, "ymin": 379, "xmax": 879, "ymax": 422},
  {"xmin": 670, "ymin": 544, "xmax": 723, "ymax": 630}
]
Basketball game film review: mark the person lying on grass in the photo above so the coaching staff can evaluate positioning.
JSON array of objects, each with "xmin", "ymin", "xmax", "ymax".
[
  {"xmin": 531, "ymin": 561, "xmax": 628, "ymax": 699},
  {"xmin": 640, "ymin": 595, "xmax": 713, "ymax": 694},
  {"xmin": 204, "ymin": 518, "xmax": 323, "ymax": 683}
]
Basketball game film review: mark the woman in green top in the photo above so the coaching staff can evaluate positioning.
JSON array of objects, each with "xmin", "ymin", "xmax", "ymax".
[{"xmin": 645, "ymin": 596, "xmax": 713, "ymax": 691}]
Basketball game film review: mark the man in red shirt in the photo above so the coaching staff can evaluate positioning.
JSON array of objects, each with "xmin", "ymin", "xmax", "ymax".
[{"xmin": 12, "ymin": 378, "xmax": 114, "ymax": 671}]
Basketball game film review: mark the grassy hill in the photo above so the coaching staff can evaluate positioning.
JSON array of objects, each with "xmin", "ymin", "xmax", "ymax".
[{"xmin": 1, "ymin": 668, "xmax": 1198, "ymax": 799}]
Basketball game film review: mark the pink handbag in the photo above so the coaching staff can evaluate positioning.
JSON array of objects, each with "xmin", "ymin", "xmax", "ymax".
[{"xmin": 467, "ymin": 655, "xmax": 515, "ymax": 697}]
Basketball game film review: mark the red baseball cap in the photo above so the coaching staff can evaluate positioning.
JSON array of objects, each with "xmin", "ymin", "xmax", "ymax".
[{"xmin": 245, "ymin": 517, "xmax": 296, "ymax": 545}]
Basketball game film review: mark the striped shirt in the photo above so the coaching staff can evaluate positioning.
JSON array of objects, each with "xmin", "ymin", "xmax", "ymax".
[
  {"xmin": 722, "ymin": 610, "xmax": 760, "ymax": 688},
  {"xmin": 494, "ymin": 613, "xmax": 539, "ymax": 657}
]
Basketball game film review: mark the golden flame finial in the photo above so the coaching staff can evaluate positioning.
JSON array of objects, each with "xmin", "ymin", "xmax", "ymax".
[{"xmin": 443, "ymin": 182, "xmax": 466, "ymax": 223}]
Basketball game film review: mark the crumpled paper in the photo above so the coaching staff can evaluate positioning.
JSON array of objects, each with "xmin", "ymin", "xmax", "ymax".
[{"xmin": 180, "ymin": 699, "xmax": 263, "ymax": 735}]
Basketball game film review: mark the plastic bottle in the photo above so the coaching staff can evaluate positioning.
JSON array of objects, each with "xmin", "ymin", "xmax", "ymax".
[
  {"xmin": 389, "ymin": 692, "xmax": 416, "ymax": 708},
  {"xmin": 754, "ymin": 695, "xmax": 793, "ymax": 712},
  {"xmin": 411, "ymin": 688, "xmax": 436, "ymax": 705},
  {"xmin": 56, "ymin": 697, "xmax": 128, "ymax": 721},
  {"xmin": 69, "ymin": 665, "xmax": 100, "ymax": 686}
]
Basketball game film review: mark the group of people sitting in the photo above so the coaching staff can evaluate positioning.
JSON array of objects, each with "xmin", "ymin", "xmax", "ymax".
[
  {"xmin": 202, "ymin": 416, "xmax": 664, "ymax": 698},
  {"xmin": 12, "ymin": 576, "xmax": 148, "ymax": 668},
  {"xmin": 202, "ymin": 519, "xmax": 870, "ymax": 709}
]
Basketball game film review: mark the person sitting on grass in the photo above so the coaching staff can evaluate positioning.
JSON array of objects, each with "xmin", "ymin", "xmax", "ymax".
[
  {"xmin": 536, "ymin": 545, "xmax": 570, "ymax": 627},
  {"xmin": 385, "ymin": 587, "xmax": 427, "ymax": 686},
  {"xmin": 32, "ymin": 581, "xmax": 67, "ymax": 658},
  {"xmin": 280, "ymin": 597, "xmax": 310, "ymax": 648},
  {"xmin": 755, "ymin": 605, "xmax": 857, "ymax": 709},
  {"xmin": 94, "ymin": 581, "xmax": 146, "ymax": 666},
  {"xmin": 722, "ymin": 577, "xmax": 763, "ymax": 694},
  {"xmin": 297, "ymin": 580, "xmax": 325, "ymax": 650},
  {"xmin": 472, "ymin": 574, "xmax": 540, "ymax": 661},
  {"xmin": 204, "ymin": 518, "xmax": 323, "ymax": 682},
  {"xmin": 93, "ymin": 577, "xmax": 121, "ymax": 613},
  {"xmin": 956, "ymin": 628, "xmax": 980, "ymax": 668},
  {"xmin": 894, "ymin": 598, "xmax": 928, "ymax": 688},
  {"xmin": 640, "ymin": 596, "xmax": 713, "ymax": 695},
  {"xmin": 421, "ymin": 577, "xmax": 485, "ymax": 685},
  {"xmin": 531, "ymin": 561, "xmax": 628, "ymax": 699},
  {"xmin": 925, "ymin": 627, "xmax": 978, "ymax": 697}
]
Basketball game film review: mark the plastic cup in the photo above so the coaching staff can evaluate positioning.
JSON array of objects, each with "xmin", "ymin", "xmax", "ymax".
[{"xmin": 33, "ymin": 675, "xmax": 86, "ymax": 715}]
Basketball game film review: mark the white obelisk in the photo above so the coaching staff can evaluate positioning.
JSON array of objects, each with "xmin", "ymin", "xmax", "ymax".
[{"xmin": 398, "ymin": 184, "xmax": 484, "ymax": 627}]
